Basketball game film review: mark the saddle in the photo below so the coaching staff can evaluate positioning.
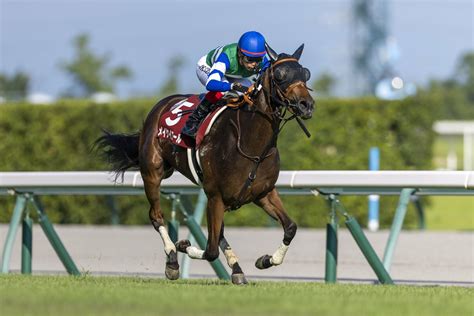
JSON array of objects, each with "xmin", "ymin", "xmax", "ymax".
[{"xmin": 157, "ymin": 94, "xmax": 230, "ymax": 149}]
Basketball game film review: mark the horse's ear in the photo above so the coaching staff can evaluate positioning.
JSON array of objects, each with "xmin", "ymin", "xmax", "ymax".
[
  {"xmin": 292, "ymin": 44, "xmax": 304, "ymax": 60},
  {"xmin": 265, "ymin": 43, "xmax": 278, "ymax": 61}
]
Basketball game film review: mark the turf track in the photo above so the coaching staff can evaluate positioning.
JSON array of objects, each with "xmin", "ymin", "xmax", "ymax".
[{"xmin": 1, "ymin": 275, "xmax": 473, "ymax": 316}]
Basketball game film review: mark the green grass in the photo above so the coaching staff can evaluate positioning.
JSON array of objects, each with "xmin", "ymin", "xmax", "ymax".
[
  {"xmin": 428, "ymin": 135, "xmax": 473, "ymax": 230},
  {"xmin": 433, "ymin": 135, "xmax": 466, "ymax": 170},
  {"xmin": 425, "ymin": 196, "xmax": 474, "ymax": 230},
  {"xmin": 0, "ymin": 275, "xmax": 473, "ymax": 316}
]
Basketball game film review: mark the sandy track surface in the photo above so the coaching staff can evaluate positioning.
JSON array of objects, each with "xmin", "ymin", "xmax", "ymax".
[{"xmin": 1, "ymin": 225, "xmax": 472, "ymax": 285}]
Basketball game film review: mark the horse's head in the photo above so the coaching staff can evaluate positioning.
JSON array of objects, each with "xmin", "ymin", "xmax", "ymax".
[{"xmin": 263, "ymin": 43, "xmax": 315, "ymax": 119}]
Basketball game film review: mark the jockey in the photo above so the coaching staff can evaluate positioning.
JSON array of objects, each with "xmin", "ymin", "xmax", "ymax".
[{"xmin": 181, "ymin": 31, "xmax": 269, "ymax": 139}]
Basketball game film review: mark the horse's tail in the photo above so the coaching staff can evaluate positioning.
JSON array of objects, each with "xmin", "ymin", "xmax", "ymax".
[{"xmin": 94, "ymin": 130, "xmax": 140, "ymax": 181}]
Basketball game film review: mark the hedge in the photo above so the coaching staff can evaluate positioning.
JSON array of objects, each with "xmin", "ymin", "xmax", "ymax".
[{"xmin": 0, "ymin": 96, "xmax": 436, "ymax": 228}]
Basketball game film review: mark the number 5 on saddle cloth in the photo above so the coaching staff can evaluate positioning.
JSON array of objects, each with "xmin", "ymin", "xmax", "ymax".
[{"xmin": 157, "ymin": 94, "xmax": 230, "ymax": 149}]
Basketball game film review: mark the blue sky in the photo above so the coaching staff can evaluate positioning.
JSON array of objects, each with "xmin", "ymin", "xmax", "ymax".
[{"xmin": 0, "ymin": 0, "xmax": 473, "ymax": 98}]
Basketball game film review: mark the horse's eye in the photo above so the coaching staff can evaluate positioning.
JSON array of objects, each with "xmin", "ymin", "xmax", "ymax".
[
  {"xmin": 303, "ymin": 68, "xmax": 311, "ymax": 81},
  {"xmin": 274, "ymin": 68, "xmax": 285, "ymax": 81}
]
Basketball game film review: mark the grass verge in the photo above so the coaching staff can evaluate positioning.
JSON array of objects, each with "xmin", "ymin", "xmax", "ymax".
[{"xmin": 1, "ymin": 275, "xmax": 473, "ymax": 316}]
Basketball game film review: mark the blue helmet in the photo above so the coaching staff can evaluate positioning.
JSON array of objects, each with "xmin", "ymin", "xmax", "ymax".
[{"xmin": 238, "ymin": 31, "xmax": 266, "ymax": 58}]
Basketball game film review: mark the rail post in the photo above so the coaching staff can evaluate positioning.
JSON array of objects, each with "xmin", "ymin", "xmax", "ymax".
[
  {"xmin": 1, "ymin": 194, "xmax": 27, "ymax": 273},
  {"xmin": 180, "ymin": 191, "xmax": 207, "ymax": 278},
  {"xmin": 383, "ymin": 188, "xmax": 416, "ymax": 271},
  {"xmin": 330, "ymin": 195, "xmax": 394, "ymax": 285},
  {"xmin": 325, "ymin": 194, "xmax": 338, "ymax": 283},
  {"xmin": 368, "ymin": 147, "xmax": 380, "ymax": 231},
  {"xmin": 345, "ymin": 215, "xmax": 394, "ymax": 284},
  {"xmin": 30, "ymin": 196, "xmax": 80, "ymax": 276},
  {"xmin": 106, "ymin": 195, "xmax": 120, "ymax": 226},
  {"xmin": 410, "ymin": 195, "xmax": 426, "ymax": 230},
  {"xmin": 167, "ymin": 194, "xmax": 180, "ymax": 243},
  {"xmin": 21, "ymin": 213, "xmax": 33, "ymax": 274}
]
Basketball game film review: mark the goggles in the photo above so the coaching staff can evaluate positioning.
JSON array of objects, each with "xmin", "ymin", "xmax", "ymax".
[{"xmin": 241, "ymin": 54, "xmax": 263, "ymax": 64}]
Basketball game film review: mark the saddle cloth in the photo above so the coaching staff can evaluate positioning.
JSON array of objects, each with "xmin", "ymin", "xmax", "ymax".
[{"xmin": 157, "ymin": 94, "xmax": 227, "ymax": 149}]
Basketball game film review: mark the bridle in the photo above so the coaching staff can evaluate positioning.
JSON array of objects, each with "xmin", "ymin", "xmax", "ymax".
[
  {"xmin": 267, "ymin": 58, "xmax": 312, "ymax": 118},
  {"xmin": 229, "ymin": 57, "xmax": 312, "ymax": 210}
]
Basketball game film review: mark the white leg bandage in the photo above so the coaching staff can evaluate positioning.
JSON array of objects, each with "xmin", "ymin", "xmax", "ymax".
[
  {"xmin": 158, "ymin": 226, "xmax": 176, "ymax": 255},
  {"xmin": 270, "ymin": 243, "xmax": 289, "ymax": 266},
  {"xmin": 224, "ymin": 248, "xmax": 239, "ymax": 268},
  {"xmin": 186, "ymin": 246, "xmax": 205, "ymax": 259}
]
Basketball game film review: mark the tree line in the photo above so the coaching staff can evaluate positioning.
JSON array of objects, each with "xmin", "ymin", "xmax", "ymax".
[
  {"xmin": 0, "ymin": 32, "xmax": 472, "ymax": 120},
  {"xmin": 0, "ymin": 33, "xmax": 184, "ymax": 100}
]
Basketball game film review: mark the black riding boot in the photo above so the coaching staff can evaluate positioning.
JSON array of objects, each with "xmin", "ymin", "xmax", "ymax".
[{"xmin": 181, "ymin": 98, "xmax": 214, "ymax": 138}]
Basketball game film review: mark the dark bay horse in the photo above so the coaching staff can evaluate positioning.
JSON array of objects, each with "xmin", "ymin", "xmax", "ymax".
[{"xmin": 96, "ymin": 44, "xmax": 315, "ymax": 284}]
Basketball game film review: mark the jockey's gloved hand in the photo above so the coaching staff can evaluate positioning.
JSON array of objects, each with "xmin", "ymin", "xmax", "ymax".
[{"xmin": 231, "ymin": 82, "xmax": 249, "ymax": 93}]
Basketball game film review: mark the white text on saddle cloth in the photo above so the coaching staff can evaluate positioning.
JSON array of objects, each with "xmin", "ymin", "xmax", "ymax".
[{"xmin": 157, "ymin": 126, "xmax": 183, "ymax": 144}]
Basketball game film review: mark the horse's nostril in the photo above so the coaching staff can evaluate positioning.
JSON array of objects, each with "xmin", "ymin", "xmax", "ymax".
[{"xmin": 299, "ymin": 100, "xmax": 314, "ymax": 111}]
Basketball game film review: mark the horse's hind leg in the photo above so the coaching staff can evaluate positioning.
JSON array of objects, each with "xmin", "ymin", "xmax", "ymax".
[
  {"xmin": 254, "ymin": 188, "xmax": 297, "ymax": 269},
  {"xmin": 141, "ymin": 142, "xmax": 179, "ymax": 280}
]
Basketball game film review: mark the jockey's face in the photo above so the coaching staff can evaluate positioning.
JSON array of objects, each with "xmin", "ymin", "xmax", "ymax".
[{"xmin": 238, "ymin": 50, "xmax": 262, "ymax": 72}]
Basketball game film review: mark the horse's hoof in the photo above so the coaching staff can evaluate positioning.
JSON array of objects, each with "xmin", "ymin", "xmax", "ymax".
[
  {"xmin": 255, "ymin": 255, "xmax": 273, "ymax": 270},
  {"xmin": 231, "ymin": 273, "xmax": 248, "ymax": 285},
  {"xmin": 175, "ymin": 239, "xmax": 191, "ymax": 253},
  {"xmin": 165, "ymin": 265, "xmax": 180, "ymax": 280},
  {"xmin": 165, "ymin": 250, "xmax": 179, "ymax": 280}
]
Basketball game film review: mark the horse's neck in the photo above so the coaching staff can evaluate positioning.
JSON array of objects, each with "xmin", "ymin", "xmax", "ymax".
[
  {"xmin": 213, "ymin": 73, "xmax": 280, "ymax": 154},
  {"xmin": 234, "ymin": 90, "xmax": 279, "ymax": 151},
  {"xmin": 231, "ymin": 110, "xmax": 277, "ymax": 161}
]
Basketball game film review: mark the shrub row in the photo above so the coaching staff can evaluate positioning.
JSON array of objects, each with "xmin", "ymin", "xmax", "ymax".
[{"xmin": 0, "ymin": 96, "xmax": 436, "ymax": 228}]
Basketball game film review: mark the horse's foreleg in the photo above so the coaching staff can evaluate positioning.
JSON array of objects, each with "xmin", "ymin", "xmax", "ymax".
[
  {"xmin": 175, "ymin": 239, "xmax": 204, "ymax": 259},
  {"xmin": 175, "ymin": 196, "xmax": 247, "ymax": 284},
  {"xmin": 219, "ymin": 223, "xmax": 247, "ymax": 285},
  {"xmin": 254, "ymin": 188, "xmax": 297, "ymax": 269},
  {"xmin": 203, "ymin": 195, "xmax": 225, "ymax": 263},
  {"xmin": 176, "ymin": 221, "xmax": 248, "ymax": 285},
  {"xmin": 175, "ymin": 196, "xmax": 225, "ymax": 262}
]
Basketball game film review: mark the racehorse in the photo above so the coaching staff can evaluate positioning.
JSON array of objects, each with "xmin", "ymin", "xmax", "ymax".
[{"xmin": 95, "ymin": 43, "xmax": 315, "ymax": 284}]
